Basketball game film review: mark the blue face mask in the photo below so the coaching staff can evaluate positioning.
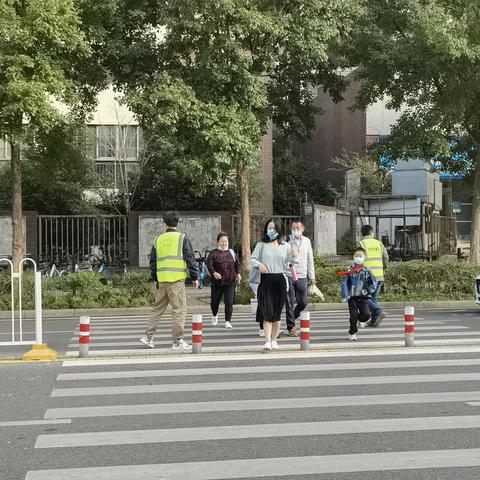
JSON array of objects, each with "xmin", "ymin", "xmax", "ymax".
[
  {"xmin": 353, "ymin": 256, "xmax": 364, "ymax": 265},
  {"xmin": 267, "ymin": 230, "xmax": 279, "ymax": 240},
  {"xmin": 291, "ymin": 230, "xmax": 302, "ymax": 239}
]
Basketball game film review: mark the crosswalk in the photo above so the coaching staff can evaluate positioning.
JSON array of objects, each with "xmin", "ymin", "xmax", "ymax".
[
  {"xmin": 24, "ymin": 349, "xmax": 480, "ymax": 478},
  {"xmin": 65, "ymin": 310, "xmax": 478, "ymax": 356}
]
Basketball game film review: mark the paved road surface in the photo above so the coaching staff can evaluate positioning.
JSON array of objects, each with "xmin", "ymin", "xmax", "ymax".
[{"xmin": 2, "ymin": 348, "xmax": 480, "ymax": 478}]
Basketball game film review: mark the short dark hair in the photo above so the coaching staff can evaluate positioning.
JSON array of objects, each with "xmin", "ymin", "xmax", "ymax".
[
  {"xmin": 261, "ymin": 218, "xmax": 284, "ymax": 243},
  {"xmin": 354, "ymin": 247, "xmax": 366, "ymax": 255},
  {"xmin": 361, "ymin": 225, "xmax": 373, "ymax": 236},
  {"xmin": 291, "ymin": 220, "xmax": 304, "ymax": 227},
  {"xmin": 163, "ymin": 211, "xmax": 180, "ymax": 227},
  {"xmin": 217, "ymin": 232, "xmax": 229, "ymax": 242}
]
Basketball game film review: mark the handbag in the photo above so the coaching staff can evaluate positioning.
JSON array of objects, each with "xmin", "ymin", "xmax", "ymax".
[{"xmin": 248, "ymin": 242, "xmax": 264, "ymax": 285}]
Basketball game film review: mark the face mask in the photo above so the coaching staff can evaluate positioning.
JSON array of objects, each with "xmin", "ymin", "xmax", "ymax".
[
  {"xmin": 218, "ymin": 246, "xmax": 228, "ymax": 251},
  {"xmin": 291, "ymin": 230, "xmax": 302, "ymax": 239},
  {"xmin": 353, "ymin": 256, "xmax": 364, "ymax": 265},
  {"xmin": 267, "ymin": 230, "xmax": 279, "ymax": 240}
]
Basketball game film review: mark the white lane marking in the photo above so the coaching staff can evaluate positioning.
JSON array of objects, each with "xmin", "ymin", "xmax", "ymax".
[
  {"xmin": 45, "ymin": 391, "xmax": 480, "ymax": 419},
  {"xmin": 0, "ymin": 419, "xmax": 71, "ymax": 427},
  {"xmin": 24, "ymin": 448, "xmax": 480, "ymax": 479},
  {"xmin": 55, "ymin": 358, "xmax": 480, "ymax": 381},
  {"xmin": 51, "ymin": 372, "xmax": 480, "ymax": 397}
]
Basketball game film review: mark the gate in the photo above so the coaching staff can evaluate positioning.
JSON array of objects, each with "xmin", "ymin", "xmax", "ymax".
[{"xmin": 38, "ymin": 215, "xmax": 128, "ymax": 265}]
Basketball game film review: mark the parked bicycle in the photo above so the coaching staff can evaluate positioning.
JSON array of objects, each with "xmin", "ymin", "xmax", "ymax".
[{"xmin": 195, "ymin": 250, "xmax": 211, "ymax": 289}]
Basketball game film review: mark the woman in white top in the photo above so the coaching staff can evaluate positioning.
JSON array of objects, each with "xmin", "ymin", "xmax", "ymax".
[{"xmin": 250, "ymin": 219, "xmax": 297, "ymax": 351}]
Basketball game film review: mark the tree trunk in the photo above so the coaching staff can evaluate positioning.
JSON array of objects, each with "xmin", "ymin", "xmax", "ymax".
[
  {"xmin": 470, "ymin": 152, "xmax": 480, "ymax": 264},
  {"xmin": 238, "ymin": 160, "xmax": 251, "ymax": 263},
  {"xmin": 11, "ymin": 117, "xmax": 24, "ymax": 272}
]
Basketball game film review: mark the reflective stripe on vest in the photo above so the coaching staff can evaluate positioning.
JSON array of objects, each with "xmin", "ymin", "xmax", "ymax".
[
  {"xmin": 360, "ymin": 238, "xmax": 384, "ymax": 280},
  {"xmin": 155, "ymin": 232, "xmax": 187, "ymax": 283}
]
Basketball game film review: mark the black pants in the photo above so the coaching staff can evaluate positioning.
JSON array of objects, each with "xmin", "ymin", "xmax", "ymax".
[
  {"xmin": 211, "ymin": 284, "xmax": 235, "ymax": 322},
  {"xmin": 286, "ymin": 277, "xmax": 308, "ymax": 331},
  {"xmin": 348, "ymin": 297, "xmax": 371, "ymax": 335}
]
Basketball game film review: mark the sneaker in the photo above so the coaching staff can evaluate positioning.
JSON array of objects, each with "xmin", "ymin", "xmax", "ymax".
[
  {"xmin": 259, "ymin": 329, "xmax": 265, "ymax": 337},
  {"xmin": 225, "ymin": 321, "xmax": 233, "ymax": 329},
  {"xmin": 211, "ymin": 315, "xmax": 218, "ymax": 326},
  {"xmin": 288, "ymin": 327, "xmax": 299, "ymax": 337},
  {"xmin": 278, "ymin": 329, "xmax": 285, "ymax": 337},
  {"xmin": 172, "ymin": 339, "xmax": 193, "ymax": 351},
  {"xmin": 346, "ymin": 333, "xmax": 358, "ymax": 341},
  {"xmin": 139, "ymin": 335, "xmax": 154, "ymax": 349},
  {"xmin": 271, "ymin": 340, "xmax": 279, "ymax": 350},
  {"xmin": 372, "ymin": 312, "xmax": 385, "ymax": 327},
  {"xmin": 263, "ymin": 341, "xmax": 272, "ymax": 351},
  {"xmin": 366, "ymin": 316, "xmax": 376, "ymax": 327},
  {"xmin": 357, "ymin": 321, "xmax": 366, "ymax": 329}
]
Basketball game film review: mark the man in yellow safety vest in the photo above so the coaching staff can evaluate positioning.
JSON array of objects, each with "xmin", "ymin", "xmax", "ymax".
[
  {"xmin": 357, "ymin": 225, "xmax": 389, "ymax": 327},
  {"xmin": 140, "ymin": 211, "xmax": 199, "ymax": 351}
]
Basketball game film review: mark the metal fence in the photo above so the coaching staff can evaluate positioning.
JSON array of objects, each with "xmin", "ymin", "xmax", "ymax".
[{"xmin": 38, "ymin": 215, "xmax": 128, "ymax": 265}]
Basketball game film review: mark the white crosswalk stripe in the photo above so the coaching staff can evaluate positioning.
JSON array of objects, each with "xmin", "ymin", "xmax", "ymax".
[
  {"xmin": 66, "ymin": 310, "xmax": 476, "ymax": 355},
  {"xmin": 25, "ymin": 349, "xmax": 480, "ymax": 479}
]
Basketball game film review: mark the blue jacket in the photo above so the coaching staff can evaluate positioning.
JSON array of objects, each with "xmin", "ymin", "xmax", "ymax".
[{"xmin": 341, "ymin": 265, "xmax": 377, "ymax": 300}]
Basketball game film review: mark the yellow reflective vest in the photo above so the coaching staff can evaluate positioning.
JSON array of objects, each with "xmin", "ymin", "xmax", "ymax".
[
  {"xmin": 359, "ymin": 237, "xmax": 385, "ymax": 281},
  {"xmin": 154, "ymin": 231, "xmax": 187, "ymax": 283}
]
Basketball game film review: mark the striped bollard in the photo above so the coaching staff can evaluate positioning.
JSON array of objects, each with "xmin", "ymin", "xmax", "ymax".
[
  {"xmin": 404, "ymin": 306, "xmax": 415, "ymax": 347},
  {"xmin": 79, "ymin": 316, "xmax": 90, "ymax": 358},
  {"xmin": 300, "ymin": 311, "xmax": 310, "ymax": 351},
  {"xmin": 192, "ymin": 314, "xmax": 202, "ymax": 354}
]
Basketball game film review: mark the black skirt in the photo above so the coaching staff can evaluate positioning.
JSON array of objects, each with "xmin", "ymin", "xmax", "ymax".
[{"xmin": 257, "ymin": 273, "xmax": 288, "ymax": 323}]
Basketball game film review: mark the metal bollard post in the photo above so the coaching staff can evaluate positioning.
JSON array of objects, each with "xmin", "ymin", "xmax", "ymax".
[
  {"xmin": 79, "ymin": 316, "xmax": 90, "ymax": 358},
  {"xmin": 192, "ymin": 314, "xmax": 202, "ymax": 354},
  {"xmin": 404, "ymin": 306, "xmax": 415, "ymax": 347},
  {"xmin": 300, "ymin": 311, "xmax": 310, "ymax": 351}
]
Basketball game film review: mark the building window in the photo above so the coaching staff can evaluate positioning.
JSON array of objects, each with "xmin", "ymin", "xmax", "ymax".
[
  {"xmin": 119, "ymin": 126, "xmax": 138, "ymax": 159},
  {"xmin": 97, "ymin": 126, "xmax": 117, "ymax": 159},
  {"xmin": 0, "ymin": 137, "xmax": 11, "ymax": 160}
]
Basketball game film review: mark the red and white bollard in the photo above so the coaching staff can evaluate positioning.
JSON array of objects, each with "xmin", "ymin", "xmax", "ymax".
[
  {"xmin": 79, "ymin": 316, "xmax": 90, "ymax": 358},
  {"xmin": 404, "ymin": 306, "xmax": 415, "ymax": 347},
  {"xmin": 192, "ymin": 314, "xmax": 202, "ymax": 354},
  {"xmin": 300, "ymin": 311, "xmax": 310, "ymax": 351}
]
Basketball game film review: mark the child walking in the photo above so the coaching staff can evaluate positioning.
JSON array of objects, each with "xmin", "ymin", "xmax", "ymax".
[{"xmin": 337, "ymin": 247, "xmax": 377, "ymax": 341}]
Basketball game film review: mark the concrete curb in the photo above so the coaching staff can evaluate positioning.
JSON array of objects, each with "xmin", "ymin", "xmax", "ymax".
[
  {"xmin": 3, "ymin": 340, "xmax": 480, "ymax": 363},
  {"xmin": 0, "ymin": 300, "xmax": 476, "ymax": 320}
]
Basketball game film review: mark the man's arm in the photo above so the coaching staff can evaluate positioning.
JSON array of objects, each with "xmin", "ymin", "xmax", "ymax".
[
  {"xmin": 149, "ymin": 245, "xmax": 157, "ymax": 282},
  {"xmin": 382, "ymin": 243, "xmax": 389, "ymax": 270},
  {"xmin": 307, "ymin": 238, "xmax": 315, "ymax": 281},
  {"xmin": 183, "ymin": 236, "xmax": 198, "ymax": 280}
]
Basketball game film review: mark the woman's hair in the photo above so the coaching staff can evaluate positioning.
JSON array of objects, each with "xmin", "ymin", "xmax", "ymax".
[
  {"xmin": 217, "ymin": 231, "xmax": 229, "ymax": 242},
  {"xmin": 261, "ymin": 218, "xmax": 284, "ymax": 243}
]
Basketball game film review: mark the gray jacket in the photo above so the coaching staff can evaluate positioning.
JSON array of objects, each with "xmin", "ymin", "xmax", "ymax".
[{"xmin": 286, "ymin": 235, "xmax": 315, "ymax": 280}]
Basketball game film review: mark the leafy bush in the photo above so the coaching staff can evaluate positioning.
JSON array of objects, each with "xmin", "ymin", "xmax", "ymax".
[{"xmin": 0, "ymin": 258, "xmax": 477, "ymax": 310}]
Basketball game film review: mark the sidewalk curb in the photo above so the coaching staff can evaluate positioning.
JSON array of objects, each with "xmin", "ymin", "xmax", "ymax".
[
  {"xmin": 3, "ymin": 340, "xmax": 480, "ymax": 363},
  {"xmin": 0, "ymin": 300, "xmax": 476, "ymax": 320}
]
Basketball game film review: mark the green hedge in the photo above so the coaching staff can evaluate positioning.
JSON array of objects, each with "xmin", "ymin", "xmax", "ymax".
[{"xmin": 0, "ymin": 257, "xmax": 478, "ymax": 310}]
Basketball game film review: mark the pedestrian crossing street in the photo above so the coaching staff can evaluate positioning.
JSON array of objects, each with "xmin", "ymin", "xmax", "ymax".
[
  {"xmin": 66, "ymin": 310, "xmax": 479, "ymax": 356},
  {"xmin": 24, "ymin": 349, "xmax": 480, "ymax": 479}
]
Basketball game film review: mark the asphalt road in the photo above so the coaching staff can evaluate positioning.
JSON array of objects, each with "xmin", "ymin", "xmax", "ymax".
[{"xmin": 4, "ymin": 349, "xmax": 480, "ymax": 479}]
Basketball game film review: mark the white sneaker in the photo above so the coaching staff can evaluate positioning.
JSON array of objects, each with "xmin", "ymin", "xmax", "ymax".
[
  {"xmin": 357, "ymin": 321, "xmax": 366, "ymax": 329},
  {"xmin": 277, "ymin": 329, "xmax": 285, "ymax": 337},
  {"xmin": 225, "ymin": 321, "xmax": 233, "ymax": 329},
  {"xmin": 259, "ymin": 329, "xmax": 265, "ymax": 337},
  {"xmin": 263, "ymin": 341, "xmax": 272, "ymax": 351},
  {"xmin": 211, "ymin": 315, "xmax": 218, "ymax": 326},
  {"xmin": 347, "ymin": 333, "xmax": 358, "ymax": 341},
  {"xmin": 139, "ymin": 335, "xmax": 154, "ymax": 348},
  {"xmin": 172, "ymin": 339, "xmax": 193, "ymax": 351},
  {"xmin": 271, "ymin": 340, "xmax": 279, "ymax": 350}
]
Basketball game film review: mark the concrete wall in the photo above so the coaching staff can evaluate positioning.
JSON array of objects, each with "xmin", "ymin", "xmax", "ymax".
[{"xmin": 0, "ymin": 212, "xmax": 36, "ymax": 259}]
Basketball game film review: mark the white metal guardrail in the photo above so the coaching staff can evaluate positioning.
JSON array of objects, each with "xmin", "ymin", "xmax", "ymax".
[{"xmin": 0, "ymin": 258, "xmax": 43, "ymax": 347}]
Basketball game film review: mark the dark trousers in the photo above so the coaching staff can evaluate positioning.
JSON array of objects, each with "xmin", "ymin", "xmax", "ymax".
[
  {"xmin": 211, "ymin": 284, "xmax": 235, "ymax": 322},
  {"xmin": 368, "ymin": 280, "xmax": 383, "ymax": 318},
  {"xmin": 348, "ymin": 297, "xmax": 371, "ymax": 335},
  {"xmin": 285, "ymin": 277, "xmax": 308, "ymax": 331}
]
